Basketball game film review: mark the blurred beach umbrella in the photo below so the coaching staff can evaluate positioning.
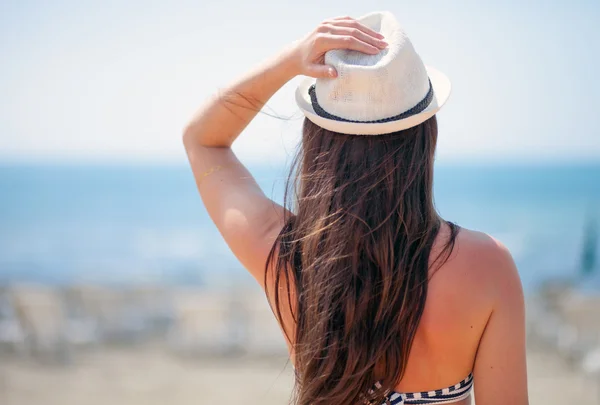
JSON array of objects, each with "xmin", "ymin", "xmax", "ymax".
[{"xmin": 580, "ymin": 215, "xmax": 597, "ymax": 277}]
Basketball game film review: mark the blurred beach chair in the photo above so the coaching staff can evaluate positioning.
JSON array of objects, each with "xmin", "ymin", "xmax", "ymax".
[
  {"xmin": 527, "ymin": 286, "xmax": 579, "ymax": 354},
  {"xmin": 11, "ymin": 285, "xmax": 74, "ymax": 363},
  {"xmin": 560, "ymin": 291, "xmax": 600, "ymax": 398},
  {"xmin": 559, "ymin": 292, "xmax": 600, "ymax": 368},
  {"xmin": 125, "ymin": 285, "xmax": 175, "ymax": 338},
  {"xmin": 65, "ymin": 285, "xmax": 150, "ymax": 344},
  {"xmin": 534, "ymin": 281, "xmax": 600, "ymax": 382},
  {"xmin": 167, "ymin": 289, "xmax": 241, "ymax": 356},
  {"xmin": 0, "ymin": 287, "xmax": 26, "ymax": 356},
  {"xmin": 242, "ymin": 291, "xmax": 288, "ymax": 357}
]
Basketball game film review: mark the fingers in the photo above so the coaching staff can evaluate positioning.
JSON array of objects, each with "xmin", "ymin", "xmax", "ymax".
[
  {"xmin": 325, "ymin": 26, "xmax": 387, "ymax": 50},
  {"xmin": 303, "ymin": 15, "xmax": 387, "ymax": 78},
  {"xmin": 323, "ymin": 17, "xmax": 385, "ymax": 40},
  {"xmin": 306, "ymin": 64, "xmax": 338, "ymax": 79},
  {"xmin": 317, "ymin": 34, "xmax": 381, "ymax": 55}
]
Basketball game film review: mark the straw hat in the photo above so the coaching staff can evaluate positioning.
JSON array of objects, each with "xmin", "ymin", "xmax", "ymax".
[{"xmin": 296, "ymin": 11, "xmax": 450, "ymax": 135}]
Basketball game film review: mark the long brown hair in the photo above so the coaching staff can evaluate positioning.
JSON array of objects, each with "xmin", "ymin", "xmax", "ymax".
[{"xmin": 265, "ymin": 115, "xmax": 458, "ymax": 405}]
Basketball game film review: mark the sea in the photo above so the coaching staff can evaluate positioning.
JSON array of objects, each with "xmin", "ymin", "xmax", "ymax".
[{"xmin": 0, "ymin": 163, "xmax": 599, "ymax": 293}]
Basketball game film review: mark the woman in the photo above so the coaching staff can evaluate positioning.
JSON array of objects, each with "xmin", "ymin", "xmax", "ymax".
[{"xmin": 183, "ymin": 11, "xmax": 528, "ymax": 405}]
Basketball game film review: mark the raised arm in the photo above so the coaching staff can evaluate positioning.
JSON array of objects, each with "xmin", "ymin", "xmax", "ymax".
[
  {"xmin": 473, "ymin": 240, "xmax": 529, "ymax": 405},
  {"xmin": 182, "ymin": 16, "xmax": 388, "ymax": 286}
]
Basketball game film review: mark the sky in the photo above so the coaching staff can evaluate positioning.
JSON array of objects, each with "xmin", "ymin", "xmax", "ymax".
[{"xmin": 0, "ymin": 0, "xmax": 599, "ymax": 166}]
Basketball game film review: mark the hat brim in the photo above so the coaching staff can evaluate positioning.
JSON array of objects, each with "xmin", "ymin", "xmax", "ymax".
[{"xmin": 295, "ymin": 66, "xmax": 451, "ymax": 135}]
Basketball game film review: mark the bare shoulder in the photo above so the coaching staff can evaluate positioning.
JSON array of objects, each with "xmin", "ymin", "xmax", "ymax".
[
  {"xmin": 454, "ymin": 227, "xmax": 514, "ymax": 266},
  {"xmin": 417, "ymin": 224, "xmax": 527, "ymax": 381},
  {"xmin": 448, "ymin": 226, "xmax": 524, "ymax": 307},
  {"xmin": 454, "ymin": 228, "xmax": 529, "ymax": 404}
]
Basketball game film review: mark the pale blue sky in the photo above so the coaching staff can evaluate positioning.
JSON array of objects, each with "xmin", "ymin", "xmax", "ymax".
[{"xmin": 0, "ymin": 0, "xmax": 599, "ymax": 165}]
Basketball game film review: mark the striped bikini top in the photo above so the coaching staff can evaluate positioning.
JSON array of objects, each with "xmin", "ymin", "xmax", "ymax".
[{"xmin": 368, "ymin": 373, "xmax": 474, "ymax": 405}]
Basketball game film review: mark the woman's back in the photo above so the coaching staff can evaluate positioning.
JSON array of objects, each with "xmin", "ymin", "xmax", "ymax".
[
  {"xmin": 392, "ymin": 223, "xmax": 526, "ymax": 403},
  {"xmin": 270, "ymin": 222, "xmax": 526, "ymax": 404}
]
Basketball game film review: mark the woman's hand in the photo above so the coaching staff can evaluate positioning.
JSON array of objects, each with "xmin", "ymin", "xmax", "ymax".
[{"xmin": 284, "ymin": 16, "xmax": 388, "ymax": 79}]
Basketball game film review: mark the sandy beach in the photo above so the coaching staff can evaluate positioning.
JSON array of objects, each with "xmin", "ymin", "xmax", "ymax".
[
  {"xmin": 0, "ymin": 344, "xmax": 598, "ymax": 405},
  {"xmin": 1, "ymin": 285, "xmax": 600, "ymax": 404}
]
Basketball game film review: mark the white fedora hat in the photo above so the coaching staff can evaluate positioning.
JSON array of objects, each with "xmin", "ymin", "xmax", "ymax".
[{"xmin": 295, "ymin": 11, "xmax": 451, "ymax": 136}]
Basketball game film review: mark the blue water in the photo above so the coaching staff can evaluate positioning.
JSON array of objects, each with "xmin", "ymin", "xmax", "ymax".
[{"xmin": 0, "ymin": 163, "xmax": 599, "ymax": 291}]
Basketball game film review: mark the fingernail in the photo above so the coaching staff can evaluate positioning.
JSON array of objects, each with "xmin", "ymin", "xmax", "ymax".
[{"xmin": 328, "ymin": 68, "xmax": 337, "ymax": 78}]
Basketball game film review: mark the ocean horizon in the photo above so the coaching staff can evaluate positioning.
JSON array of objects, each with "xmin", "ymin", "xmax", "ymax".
[{"xmin": 1, "ymin": 162, "xmax": 599, "ymax": 292}]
